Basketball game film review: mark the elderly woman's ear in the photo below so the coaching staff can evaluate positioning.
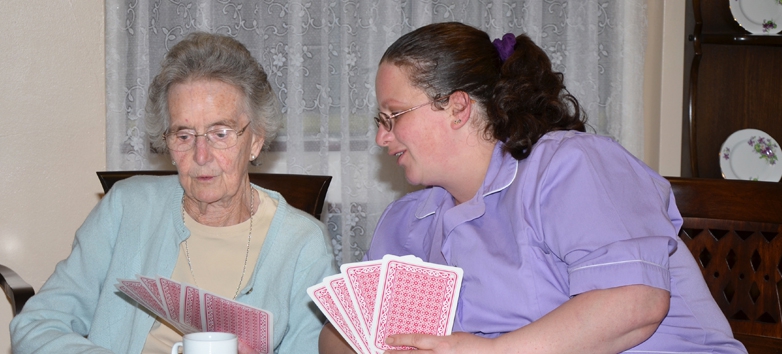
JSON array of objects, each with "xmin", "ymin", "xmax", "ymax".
[{"xmin": 250, "ymin": 135, "xmax": 263, "ymax": 164}]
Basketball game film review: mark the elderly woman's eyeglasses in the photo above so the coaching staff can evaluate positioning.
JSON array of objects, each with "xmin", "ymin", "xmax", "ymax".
[
  {"xmin": 164, "ymin": 122, "xmax": 251, "ymax": 152},
  {"xmin": 374, "ymin": 99, "xmax": 443, "ymax": 132}
]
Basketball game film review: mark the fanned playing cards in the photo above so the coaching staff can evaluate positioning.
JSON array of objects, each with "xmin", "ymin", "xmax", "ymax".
[
  {"xmin": 115, "ymin": 275, "xmax": 273, "ymax": 354},
  {"xmin": 308, "ymin": 255, "xmax": 463, "ymax": 353}
]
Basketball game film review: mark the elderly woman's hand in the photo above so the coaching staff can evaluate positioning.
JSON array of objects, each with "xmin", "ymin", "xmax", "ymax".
[
  {"xmin": 238, "ymin": 339, "xmax": 260, "ymax": 354},
  {"xmin": 383, "ymin": 332, "xmax": 495, "ymax": 354}
]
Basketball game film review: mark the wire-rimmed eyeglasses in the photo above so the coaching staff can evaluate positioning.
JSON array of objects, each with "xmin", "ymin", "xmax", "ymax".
[
  {"xmin": 374, "ymin": 97, "xmax": 448, "ymax": 132},
  {"xmin": 164, "ymin": 122, "xmax": 251, "ymax": 152}
]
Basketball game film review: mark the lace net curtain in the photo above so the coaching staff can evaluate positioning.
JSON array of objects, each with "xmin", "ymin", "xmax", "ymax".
[{"xmin": 106, "ymin": 0, "xmax": 647, "ymax": 265}]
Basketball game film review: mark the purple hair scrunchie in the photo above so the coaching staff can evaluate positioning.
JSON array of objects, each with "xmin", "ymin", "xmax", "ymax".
[{"xmin": 492, "ymin": 33, "xmax": 516, "ymax": 62}]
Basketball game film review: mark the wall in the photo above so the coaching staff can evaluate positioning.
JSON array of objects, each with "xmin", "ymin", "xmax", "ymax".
[
  {"xmin": 0, "ymin": 1, "xmax": 105, "ymax": 352},
  {"xmin": 645, "ymin": 0, "xmax": 686, "ymax": 177},
  {"xmin": 0, "ymin": 1, "xmax": 683, "ymax": 352}
]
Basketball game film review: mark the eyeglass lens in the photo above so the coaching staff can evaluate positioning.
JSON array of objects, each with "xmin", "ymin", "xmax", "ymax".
[
  {"xmin": 374, "ymin": 100, "xmax": 436, "ymax": 132},
  {"xmin": 375, "ymin": 112, "xmax": 393, "ymax": 131},
  {"xmin": 165, "ymin": 123, "xmax": 249, "ymax": 151}
]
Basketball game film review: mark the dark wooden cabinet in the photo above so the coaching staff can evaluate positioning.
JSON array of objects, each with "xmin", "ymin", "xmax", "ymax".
[{"xmin": 686, "ymin": 0, "xmax": 782, "ymax": 179}]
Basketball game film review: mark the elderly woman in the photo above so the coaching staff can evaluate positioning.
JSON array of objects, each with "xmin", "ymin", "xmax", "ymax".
[{"xmin": 11, "ymin": 32, "xmax": 336, "ymax": 354}]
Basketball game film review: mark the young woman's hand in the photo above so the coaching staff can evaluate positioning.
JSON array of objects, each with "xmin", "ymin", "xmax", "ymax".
[{"xmin": 383, "ymin": 332, "xmax": 495, "ymax": 354}]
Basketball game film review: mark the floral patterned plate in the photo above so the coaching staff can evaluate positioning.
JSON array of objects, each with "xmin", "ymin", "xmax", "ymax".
[
  {"xmin": 730, "ymin": 0, "xmax": 782, "ymax": 35},
  {"xmin": 720, "ymin": 129, "xmax": 781, "ymax": 182}
]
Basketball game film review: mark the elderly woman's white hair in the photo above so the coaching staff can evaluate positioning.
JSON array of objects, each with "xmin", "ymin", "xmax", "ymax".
[{"xmin": 145, "ymin": 32, "xmax": 281, "ymax": 165}]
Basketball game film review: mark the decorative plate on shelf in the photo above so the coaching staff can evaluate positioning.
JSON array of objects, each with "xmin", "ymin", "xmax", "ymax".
[
  {"xmin": 729, "ymin": 0, "xmax": 782, "ymax": 35},
  {"xmin": 720, "ymin": 129, "xmax": 781, "ymax": 182}
]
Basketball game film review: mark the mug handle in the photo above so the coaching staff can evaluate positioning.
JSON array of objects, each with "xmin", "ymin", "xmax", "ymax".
[{"xmin": 170, "ymin": 341, "xmax": 183, "ymax": 354}]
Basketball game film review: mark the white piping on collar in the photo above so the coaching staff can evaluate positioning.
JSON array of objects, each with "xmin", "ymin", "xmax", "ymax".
[
  {"xmin": 417, "ymin": 210, "xmax": 435, "ymax": 219},
  {"xmin": 415, "ymin": 158, "xmax": 519, "ymax": 219},
  {"xmin": 483, "ymin": 158, "xmax": 518, "ymax": 197},
  {"xmin": 415, "ymin": 189, "xmax": 439, "ymax": 219}
]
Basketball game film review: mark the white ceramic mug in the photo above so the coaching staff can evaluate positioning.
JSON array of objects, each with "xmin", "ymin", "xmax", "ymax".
[{"xmin": 170, "ymin": 332, "xmax": 238, "ymax": 354}]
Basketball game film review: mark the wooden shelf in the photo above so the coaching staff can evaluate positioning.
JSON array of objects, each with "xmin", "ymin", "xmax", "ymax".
[
  {"xmin": 685, "ymin": 0, "xmax": 782, "ymax": 180},
  {"xmin": 691, "ymin": 33, "xmax": 782, "ymax": 46}
]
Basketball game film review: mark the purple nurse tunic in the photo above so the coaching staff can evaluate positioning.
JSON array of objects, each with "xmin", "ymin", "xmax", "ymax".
[{"xmin": 365, "ymin": 130, "xmax": 746, "ymax": 353}]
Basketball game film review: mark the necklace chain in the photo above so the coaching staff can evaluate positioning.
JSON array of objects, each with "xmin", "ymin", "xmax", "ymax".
[{"xmin": 182, "ymin": 187, "xmax": 254, "ymax": 300}]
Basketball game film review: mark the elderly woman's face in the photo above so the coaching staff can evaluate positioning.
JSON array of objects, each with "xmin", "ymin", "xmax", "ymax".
[{"xmin": 167, "ymin": 79, "xmax": 263, "ymax": 207}]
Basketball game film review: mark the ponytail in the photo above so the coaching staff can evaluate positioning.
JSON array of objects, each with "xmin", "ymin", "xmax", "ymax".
[{"xmin": 486, "ymin": 34, "xmax": 586, "ymax": 160}]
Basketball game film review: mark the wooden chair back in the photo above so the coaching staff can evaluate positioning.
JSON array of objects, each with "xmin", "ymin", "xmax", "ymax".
[
  {"xmin": 668, "ymin": 177, "xmax": 782, "ymax": 353},
  {"xmin": 0, "ymin": 265, "xmax": 35, "ymax": 316},
  {"xmin": 97, "ymin": 171, "xmax": 332, "ymax": 220}
]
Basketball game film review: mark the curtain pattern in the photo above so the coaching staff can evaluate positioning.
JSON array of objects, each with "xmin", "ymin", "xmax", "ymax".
[{"xmin": 106, "ymin": 0, "xmax": 647, "ymax": 265}]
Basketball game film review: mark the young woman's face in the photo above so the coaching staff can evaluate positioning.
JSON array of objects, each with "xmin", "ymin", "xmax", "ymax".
[{"xmin": 374, "ymin": 63, "xmax": 453, "ymax": 187}]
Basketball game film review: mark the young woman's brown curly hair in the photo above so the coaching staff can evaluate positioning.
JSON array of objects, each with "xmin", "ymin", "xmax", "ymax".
[{"xmin": 380, "ymin": 22, "xmax": 586, "ymax": 160}]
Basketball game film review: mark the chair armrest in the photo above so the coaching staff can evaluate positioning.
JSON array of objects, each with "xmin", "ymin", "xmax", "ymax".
[{"xmin": 0, "ymin": 264, "xmax": 35, "ymax": 316}]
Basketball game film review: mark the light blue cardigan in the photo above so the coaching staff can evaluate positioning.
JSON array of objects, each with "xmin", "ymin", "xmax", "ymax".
[{"xmin": 10, "ymin": 175, "xmax": 337, "ymax": 353}]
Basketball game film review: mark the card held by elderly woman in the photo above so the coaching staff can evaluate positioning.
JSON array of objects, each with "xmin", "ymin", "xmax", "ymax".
[{"xmin": 116, "ymin": 275, "xmax": 273, "ymax": 353}]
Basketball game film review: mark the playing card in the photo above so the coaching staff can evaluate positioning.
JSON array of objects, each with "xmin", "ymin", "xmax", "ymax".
[
  {"xmin": 116, "ymin": 284, "xmax": 160, "ymax": 317},
  {"xmin": 181, "ymin": 283, "xmax": 203, "ymax": 331},
  {"xmin": 341, "ymin": 259, "xmax": 382, "ymax": 348},
  {"xmin": 324, "ymin": 274, "xmax": 371, "ymax": 354},
  {"xmin": 115, "ymin": 275, "xmax": 272, "ymax": 345},
  {"xmin": 307, "ymin": 283, "xmax": 368, "ymax": 354},
  {"xmin": 116, "ymin": 278, "xmax": 167, "ymax": 319},
  {"xmin": 202, "ymin": 290, "xmax": 273, "ymax": 354},
  {"xmin": 138, "ymin": 275, "xmax": 167, "ymax": 318},
  {"xmin": 157, "ymin": 276, "xmax": 183, "ymax": 324},
  {"xmin": 369, "ymin": 255, "xmax": 463, "ymax": 352}
]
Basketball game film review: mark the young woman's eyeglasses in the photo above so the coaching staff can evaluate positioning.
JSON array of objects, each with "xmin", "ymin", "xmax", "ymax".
[
  {"xmin": 374, "ymin": 98, "xmax": 446, "ymax": 132},
  {"xmin": 164, "ymin": 122, "xmax": 251, "ymax": 152}
]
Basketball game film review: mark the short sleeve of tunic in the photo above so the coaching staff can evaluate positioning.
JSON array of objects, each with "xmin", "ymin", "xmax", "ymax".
[{"xmin": 536, "ymin": 133, "xmax": 679, "ymax": 296}]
